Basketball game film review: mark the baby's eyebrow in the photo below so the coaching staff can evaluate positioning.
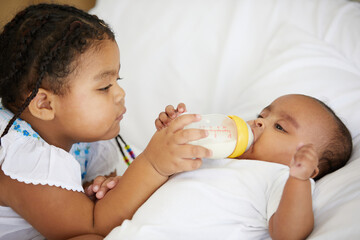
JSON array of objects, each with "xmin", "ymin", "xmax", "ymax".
[
  {"xmin": 282, "ymin": 113, "xmax": 300, "ymax": 129},
  {"xmin": 261, "ymin": 105, "xmax": 271, "ymax": 113},
  {"xmin": 264, "ymin": 105, "xmax": 300, "ymax": 129}
]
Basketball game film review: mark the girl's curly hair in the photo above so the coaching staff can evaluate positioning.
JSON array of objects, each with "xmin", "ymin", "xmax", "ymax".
[{"xmin": 0, "ymin": 3, "xmax": 115, "ymax": 138}]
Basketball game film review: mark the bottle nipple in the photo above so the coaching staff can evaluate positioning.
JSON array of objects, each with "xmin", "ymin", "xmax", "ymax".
[{"xmin": 227, "ymin": 115, "xmax": 254, "ymax": 158}]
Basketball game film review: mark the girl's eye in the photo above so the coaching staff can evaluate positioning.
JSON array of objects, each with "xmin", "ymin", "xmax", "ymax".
[
  {"xmin": 117, "ymin": 77, "xmax": 123, "ymax": 81},
  {"xmin": 257, "ymin": 114, "xmax": 263, "ymax": 118},
  {"xmin": 98, "ymin": 84, "xmax": 113, "ymax": 91},
  {"xmin": 275, "ymin": 123, "xmax": 286, "ymax": 132}
]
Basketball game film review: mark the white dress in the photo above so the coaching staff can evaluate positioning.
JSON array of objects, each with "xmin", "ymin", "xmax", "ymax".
[
  {"xmin": 106, "ymin": 158, "xmax": 315, "ymax": 240},
  {"xmin": 70, "ymin": 139, "xmax": 121, "ymax": 184},
  {"xmin": 0, "ymin": 105, "xmax": 120, "ymax": 239}
]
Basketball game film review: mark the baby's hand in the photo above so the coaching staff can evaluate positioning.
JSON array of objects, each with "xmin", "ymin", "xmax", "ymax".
[
  {"xmin": 155, "ymin": 103, "xmax": 186, "ymax": 130},
  {"xmin": 85, "ymin": 175, "xmax": 121, "ymax": 200},
  {"xmin": 290, "ymin": 144, "xmax": 319, "ymax": 180},
  {"xmin": 144, "ymin": 113, "xmax": 212, "ymax": 176}
]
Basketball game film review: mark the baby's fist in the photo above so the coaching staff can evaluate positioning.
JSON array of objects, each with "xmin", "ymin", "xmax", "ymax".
[{"xmin": 290, "ymin": 144, "xmax": 319, "ymax": 180}]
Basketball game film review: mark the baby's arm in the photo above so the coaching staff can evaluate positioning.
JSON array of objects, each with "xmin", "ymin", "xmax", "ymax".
[{"xmin": 269, "ymin": 144, "xmax": 319, "ymax": 240}]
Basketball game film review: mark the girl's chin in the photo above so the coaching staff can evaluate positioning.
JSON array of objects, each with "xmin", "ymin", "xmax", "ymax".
[
  {"xmin": 109, "ymin": 127, "xmax": 121, "ymax": 139},
  {"xmin": 88, "ymin": 125, "xmax": 120, "ymax": 141}
]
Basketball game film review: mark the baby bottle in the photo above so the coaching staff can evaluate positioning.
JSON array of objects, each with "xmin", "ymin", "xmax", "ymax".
[{"xmin": 185, "ymin": 114, "xmax": 254, "ymax": 159}]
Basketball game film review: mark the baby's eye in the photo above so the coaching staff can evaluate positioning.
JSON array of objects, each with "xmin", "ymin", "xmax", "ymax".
[
  {"xmin": 98, "ymin": 84, "xmax": 113, "ymax": 91},
  {"xmin": 275, "ymin": 123, "xmax": 286, "ymax": 132},
  {"xmin": 117, "ymin": 77, "xmax": 123, "ymax": 81},
  {"xmin": 257, "ymin": 114, "xmax": 263, "ymax": 118}
]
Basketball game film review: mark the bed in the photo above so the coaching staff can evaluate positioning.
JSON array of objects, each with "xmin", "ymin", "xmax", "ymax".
[{"xmin": 90, "ymin": 0, "xmax": 360, "ymax": 239}]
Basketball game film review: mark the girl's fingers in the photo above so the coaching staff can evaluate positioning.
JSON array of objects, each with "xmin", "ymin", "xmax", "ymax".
[
  {"xmin": 167, "ymin": 114, "xmax": 202, "ymax": 133},
  {"xmin": 178, "ymin": 144, "xmax": 212, "ymax": 159},
  {"xmin": 166, "ymin": 143, "xmax": 212, "ymax": 160},
  {"xmin": 175, "ymin": 158, "xmax": 203, "ymax": 172},
  {"xmin": 173, "ymin": 128, "xmax": 209, "ymax": 144}
]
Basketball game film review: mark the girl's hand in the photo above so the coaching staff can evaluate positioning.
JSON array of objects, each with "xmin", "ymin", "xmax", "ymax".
[
  {"xmin": 145, "ymin": 113, "xmax": 212, "ymax": 176},
  {"xmin": 155, "ymin": 103, "xmax": 187, "ymax": 130},
  {"xmin": 85, "ymin": 175, "xmax": 121, "ymax": 200},
  {"xmin": 290, "ymin": 144, "xmax": 319, "ymax": 180}
]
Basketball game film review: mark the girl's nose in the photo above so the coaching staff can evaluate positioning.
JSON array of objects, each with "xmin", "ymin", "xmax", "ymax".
[{"xmin": 114, "ymin": 83, "xmax": 125, "ymax": 103}]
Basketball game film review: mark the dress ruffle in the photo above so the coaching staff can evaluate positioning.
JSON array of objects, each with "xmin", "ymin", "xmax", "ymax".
[{"xmin": 0, "ymin": 130, "xmax": 84, "ymax": 192}]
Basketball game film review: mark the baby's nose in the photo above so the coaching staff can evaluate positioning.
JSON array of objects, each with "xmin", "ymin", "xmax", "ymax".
[{"xmin": 254, "ymin": 118, "xmax": 265, "ymax": 128}]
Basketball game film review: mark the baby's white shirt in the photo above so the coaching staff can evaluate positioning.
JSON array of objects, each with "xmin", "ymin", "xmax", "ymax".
[{"xmin": 106, "ymin": 158, "xmax": 315, "ymax": 240}]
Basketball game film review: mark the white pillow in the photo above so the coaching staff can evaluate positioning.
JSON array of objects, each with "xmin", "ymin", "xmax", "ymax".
[
  {"xmin": 310, "ymin": 135, "xmax": 360, "ymax": 239},
  {"xmin": 90, "ymin": 0, "xmax": 360, "ymax": 238}
]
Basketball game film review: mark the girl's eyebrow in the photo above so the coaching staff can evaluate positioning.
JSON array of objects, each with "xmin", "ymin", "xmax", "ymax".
[
  {"xmin": 94, "ymin": 70, "xmax": 118, "ymax": 81},
  {"xmin": 94, "ymin": 64, "xmax": 121, "ymax": 81}
]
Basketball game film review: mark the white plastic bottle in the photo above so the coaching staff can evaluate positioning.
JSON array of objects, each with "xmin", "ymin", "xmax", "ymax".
[{"xmin": 185, "ymin": 114, "xmax": 254, "ymax": 159}]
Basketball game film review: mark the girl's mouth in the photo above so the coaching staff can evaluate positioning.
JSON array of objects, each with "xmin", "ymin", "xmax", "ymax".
[{"xmin": 116, "ymin": 108, "xmax": 126, "ymax": 121}]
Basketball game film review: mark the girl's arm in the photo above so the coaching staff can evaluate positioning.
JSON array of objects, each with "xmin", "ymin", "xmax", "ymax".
[
  {"xmin": 0, "ymin": 157, "xmax": 163, "ymax": 239},
  {"xmin": 269, "ymin": 144, "xmax": 319, "ymax": 240},
  {"xmin": 0, "ymin": 113, "xmax": 211, "ymax": 239},
  {"xmin": 86, "ymin": 102, "xmax": 187, "ymax": 201}
]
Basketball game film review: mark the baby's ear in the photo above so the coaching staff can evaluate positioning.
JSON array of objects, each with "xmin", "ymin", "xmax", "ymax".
[
  {"xmin": 28, "ymin": 88, "xmax": 55, "ymax": 121},
  {"xmin": 310, "ymin": 167, "xmax": 320, "ymax": 179}
]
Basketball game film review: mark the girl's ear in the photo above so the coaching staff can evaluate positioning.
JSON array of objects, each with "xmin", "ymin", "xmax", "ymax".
[{"xmin": 28, "ymin": 88, "xmax": 56, "ymax": 120}]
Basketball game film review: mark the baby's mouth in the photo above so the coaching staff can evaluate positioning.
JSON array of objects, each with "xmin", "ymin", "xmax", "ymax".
[{"xmin": 247, "ymin": 128, "xmax": 256, "ymax": 153}]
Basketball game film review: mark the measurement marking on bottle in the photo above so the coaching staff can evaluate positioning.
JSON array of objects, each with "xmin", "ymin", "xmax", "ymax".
[{"xmin": 200, "ymin": 127, "xmax": 232, "ymax": 138}]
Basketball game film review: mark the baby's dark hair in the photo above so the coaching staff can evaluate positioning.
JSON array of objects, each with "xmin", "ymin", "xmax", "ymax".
[
  {"xmin": 312, "ymin": 97, "xmax": 353, "ymax": 180},
  {"xmin": 0, "ymin": 3, "xmax": 115, "ymax": 139}
]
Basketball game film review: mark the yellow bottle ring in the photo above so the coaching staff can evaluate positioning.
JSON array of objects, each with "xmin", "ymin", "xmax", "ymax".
[{"xmin": 228, "ymin": 115, "xmax": 249, "ymax": 158}]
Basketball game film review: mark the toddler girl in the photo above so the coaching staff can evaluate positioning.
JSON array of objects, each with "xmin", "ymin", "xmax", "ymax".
[{"xmin": 0, "ymin": 3, "xmax": 210, "ymax": 239}]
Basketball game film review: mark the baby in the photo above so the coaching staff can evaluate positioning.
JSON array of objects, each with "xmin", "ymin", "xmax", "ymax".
[{"xmin": 106, "ymin": 94, "xmax": 352, "ymax": 240}]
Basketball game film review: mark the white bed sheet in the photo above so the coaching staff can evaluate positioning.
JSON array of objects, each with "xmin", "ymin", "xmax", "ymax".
[{"xmin": 90, "ymin": 0, "xmax": 360, "ymax": 238}]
